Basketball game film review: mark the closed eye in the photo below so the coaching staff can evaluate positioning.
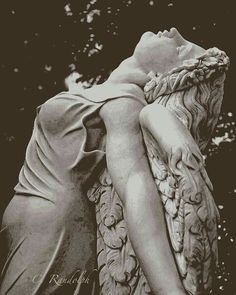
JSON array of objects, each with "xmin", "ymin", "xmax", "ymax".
[
  {"xmin": 177, "ymin": 45, "xmax": 186, "ymax": 53},
  {"xmin": 177, "ymin": 43, "xmax": 193, "ymax": 57}
]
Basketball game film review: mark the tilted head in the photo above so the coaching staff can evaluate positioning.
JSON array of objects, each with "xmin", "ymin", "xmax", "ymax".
[
  {"xmin": 142, "ymin": 35, "xmax": 230, "ymax": 151},
  {"xmin": 134, "ymin": 27, "xmax": 206, "ymax": 74}
]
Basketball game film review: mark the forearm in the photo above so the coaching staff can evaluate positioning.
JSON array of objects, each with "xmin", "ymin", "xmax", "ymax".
[{"xmin": 124, "ymin": 157, "xmax": 186, "ymax": 295}]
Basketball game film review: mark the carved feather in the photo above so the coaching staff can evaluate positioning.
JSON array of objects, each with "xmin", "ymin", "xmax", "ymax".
[
  {"xmin": 87, "ymin": 169, "xmax": 152, "ymax": 295},
  {"xmin": 142, "ymin": 126, "xmax": 219, "ymax": 295},
  {"xmin": 87, "ymin": 118, "xmax": 219, "ymax": 295}
]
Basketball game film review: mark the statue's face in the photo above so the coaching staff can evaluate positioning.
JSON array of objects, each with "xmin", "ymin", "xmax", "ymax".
[{"xmin": 133, "ymin": 28, "xmax": 206, "ymax": 74}]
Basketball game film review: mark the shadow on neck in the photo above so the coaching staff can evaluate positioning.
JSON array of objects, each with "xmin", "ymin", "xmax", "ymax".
[{"xmin": 106, "ymin": 56, "xmax": 150, "ymax": 88}]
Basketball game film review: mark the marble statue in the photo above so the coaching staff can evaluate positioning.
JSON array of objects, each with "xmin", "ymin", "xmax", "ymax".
[{"xmin": 0, "ymin": 28, "xmax": 229, "ymax": 295}]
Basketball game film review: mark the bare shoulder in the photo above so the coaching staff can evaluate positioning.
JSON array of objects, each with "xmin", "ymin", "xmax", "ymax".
[{"xmin": 100, "ymin": 97, "xmax": 144, "ymax": 131}]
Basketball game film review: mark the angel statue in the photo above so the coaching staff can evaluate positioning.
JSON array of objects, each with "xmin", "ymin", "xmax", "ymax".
[{"xmin": 0, "ymin": 28, "xmax": 229, "ymax": 295}]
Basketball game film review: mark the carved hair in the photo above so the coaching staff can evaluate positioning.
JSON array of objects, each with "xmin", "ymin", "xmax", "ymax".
[{"xmin": 144, "ymin": 47, "xmax": 230, "ymax": 150}]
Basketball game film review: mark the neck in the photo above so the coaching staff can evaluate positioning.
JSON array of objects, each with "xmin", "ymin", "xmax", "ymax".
[{"xmin": 106, "ymin": 56, "xmax": 150, "ymax": 88}]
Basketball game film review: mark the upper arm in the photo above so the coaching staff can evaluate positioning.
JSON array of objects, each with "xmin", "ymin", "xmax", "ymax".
[
  {"xmin": 139, "ymin": 103, "xmax": 192, "ymax": 148},
  {"xmin": 100, "ymin": 97, "xmax": 144, "ymax": 136},
  {"xmin": 140, "ymin": 103, "xmax": 203, "ymax": 165},
  {"xmin": 100, "ymin": 98, "xmax": 152, "ymax": 200}
]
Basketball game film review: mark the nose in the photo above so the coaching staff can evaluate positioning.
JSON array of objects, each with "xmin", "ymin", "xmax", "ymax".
[
  {"xmin": 170, "ymin": 27, "xmax": 187, "ymax": 45},
  {"xmin": 169, "ymin": 27, "xmax": 177, "ymax": 37}
]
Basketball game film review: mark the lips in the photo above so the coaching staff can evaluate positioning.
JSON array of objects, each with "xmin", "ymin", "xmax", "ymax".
[{"xmin": 156, "ymin": 27, "xmax": 177, "ymax": 38}]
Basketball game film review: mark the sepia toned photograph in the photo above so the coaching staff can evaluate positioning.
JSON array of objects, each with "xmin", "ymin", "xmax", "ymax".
[{"xmin": 0, "ymin": 1, "xmax": 235, "ymax": 294}]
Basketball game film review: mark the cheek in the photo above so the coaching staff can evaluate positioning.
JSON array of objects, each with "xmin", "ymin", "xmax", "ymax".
[
  {"xmin": 151, "ymin": 43, "xmax": 179, "ymax": 66},
  {"xmin": 135, "ymin": 39, "xmax": 163, "ymax": 61},
  {"xmin": 134, "ymin": 38, "xmax": 180, "ymax": 69}
]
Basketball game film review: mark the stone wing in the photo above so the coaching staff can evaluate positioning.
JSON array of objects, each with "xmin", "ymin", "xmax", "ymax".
[
  {"xmin": 143, "ymin": 128, "xmax": 220, "ymax": 295},
  {"xmin": 87, "ymin": 169, "xmax": 152, "ymax": 295},
  {"xmin": 87, "ymin": 121, "xmax": 220, "ymax": 295}
]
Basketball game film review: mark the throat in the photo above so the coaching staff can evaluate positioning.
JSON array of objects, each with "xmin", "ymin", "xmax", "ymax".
[{"xmin": 107, "ymin": 57, "xmax": 150, "ymax": 88}]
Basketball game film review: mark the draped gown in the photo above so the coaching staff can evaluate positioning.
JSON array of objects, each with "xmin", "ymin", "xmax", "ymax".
[{"xmin": 0, "ymin": 83, "xmax": 146, "ymax": 295}]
